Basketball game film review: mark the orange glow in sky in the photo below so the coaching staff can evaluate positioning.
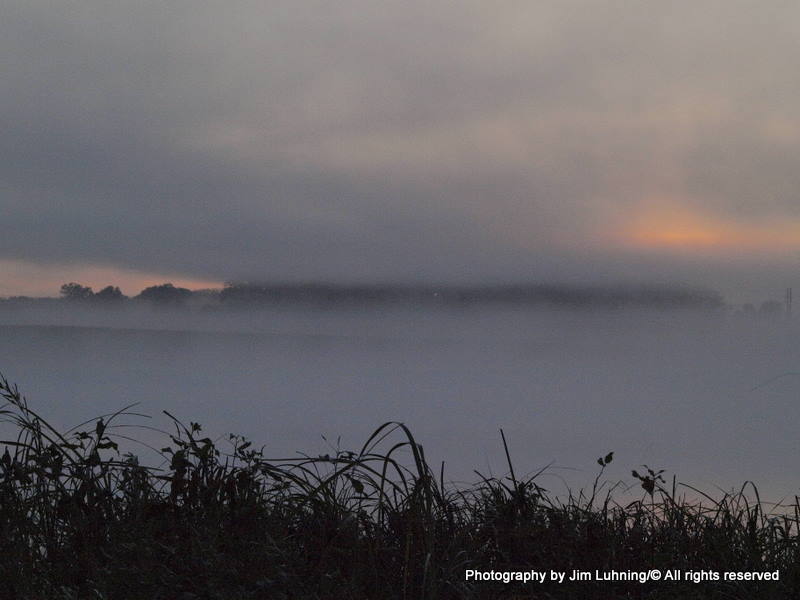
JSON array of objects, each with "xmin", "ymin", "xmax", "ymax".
[
  {"xmin": 0, "ymin": 260, "xmax": 223, "ymax": 298},
  {"xmin": 617, "ymin": 203, "xmax": 800, "ymax": 253}
]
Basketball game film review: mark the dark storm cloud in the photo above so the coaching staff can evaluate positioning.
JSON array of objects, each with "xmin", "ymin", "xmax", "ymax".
[{"xmin": 3, "ymin": 1, "xmax": 800, "ymax": 294}]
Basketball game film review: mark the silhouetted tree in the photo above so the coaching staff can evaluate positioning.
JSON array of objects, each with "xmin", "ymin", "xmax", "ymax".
[
  {"xmin": 95, "ymin": 286, "xmax": 126, "ymax": 302},
  {"xmin": 137, "ymin": 283, "xmax": 192, "ymax": 305},
  {"xmin": 60, "ymin": 282, "xmax": 94, "ymax": 301}
]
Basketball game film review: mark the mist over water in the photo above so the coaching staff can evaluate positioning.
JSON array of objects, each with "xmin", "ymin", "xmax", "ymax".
[{"xmin": 0, "ymin": 305, "xmax": 797, "ymax": 501}]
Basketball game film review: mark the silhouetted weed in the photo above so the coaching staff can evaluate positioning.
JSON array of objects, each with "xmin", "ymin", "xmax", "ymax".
[{"xmin": 0, "ymin": 373, "xmax": 797, "ymax": 599}]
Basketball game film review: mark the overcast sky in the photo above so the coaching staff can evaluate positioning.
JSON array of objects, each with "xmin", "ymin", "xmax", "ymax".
[{"xmin": 3, "ymin": 1, "xmax": 800, "ymax": 302}]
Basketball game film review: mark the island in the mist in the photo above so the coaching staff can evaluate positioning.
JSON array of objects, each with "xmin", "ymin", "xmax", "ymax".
[
  {"xmin": 1, "ymin": 280, "xmax": 734, "ymax": 310},
  {"xmin": 1, "ymin": 280, "xmax": 792, "ymax": 319}
]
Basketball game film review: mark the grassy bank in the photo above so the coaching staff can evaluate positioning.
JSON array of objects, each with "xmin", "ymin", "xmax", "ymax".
[{"xmin": 0, "ymin": 374, "xmax": 797, "ymax": 599}]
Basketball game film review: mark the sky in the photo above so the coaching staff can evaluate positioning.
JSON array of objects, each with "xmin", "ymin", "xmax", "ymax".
[{"xmin": 3, "ymin": 1, "xmax": 800, "ymax": 302}]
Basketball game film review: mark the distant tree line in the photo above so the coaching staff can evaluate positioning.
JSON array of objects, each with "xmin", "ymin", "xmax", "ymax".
[
  {"xmin": 59, "ymin": 282, "xmax": 194, "ymax": 306},
  {"xmin": 0, "ymin": 281, "xmax": 728, "ymax": 311},
  {"xmin": 60, "ymin": 283, "xmax": 124, "ymax": 302},
  {"xmin": 734, "ymin": 299, "xmax": 787, "ymax": 319},
  {"xmin": 4, "ymin": 281, "xmax": 795, "ymax": 318},
  {"xmin": 217, "ymin": 281, "xmax": 726, "ymax": 310}
]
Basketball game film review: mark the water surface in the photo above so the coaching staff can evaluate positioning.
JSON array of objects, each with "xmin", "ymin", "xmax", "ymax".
[{"xmin": 0, "ymin": 306, "xmax": 797, "ymax": 501}]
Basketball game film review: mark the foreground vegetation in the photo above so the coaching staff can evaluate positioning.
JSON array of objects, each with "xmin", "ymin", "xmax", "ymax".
[{"xmin": 0, "ymin": 375, "xmax": 797, "ymax": 599}]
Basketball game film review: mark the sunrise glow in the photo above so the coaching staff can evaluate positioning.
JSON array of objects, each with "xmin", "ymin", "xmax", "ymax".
[
  {"xmin": 617, "ymin": 203, "xmax": 800, "ymax": 253},
  {"xmin": 0, "ymin": 259, "xmax": 223, "ymax": 298}
]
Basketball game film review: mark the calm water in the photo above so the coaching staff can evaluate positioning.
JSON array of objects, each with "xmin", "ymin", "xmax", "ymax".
[{"xmin": 0, "ymin": 306, "xmax": 798, "ymax": 500}]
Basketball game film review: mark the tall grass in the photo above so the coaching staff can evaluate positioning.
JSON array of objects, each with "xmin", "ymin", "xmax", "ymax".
[{"xmin": 0, "ymin": 373, "xmax": 797, "ymax": 599}]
